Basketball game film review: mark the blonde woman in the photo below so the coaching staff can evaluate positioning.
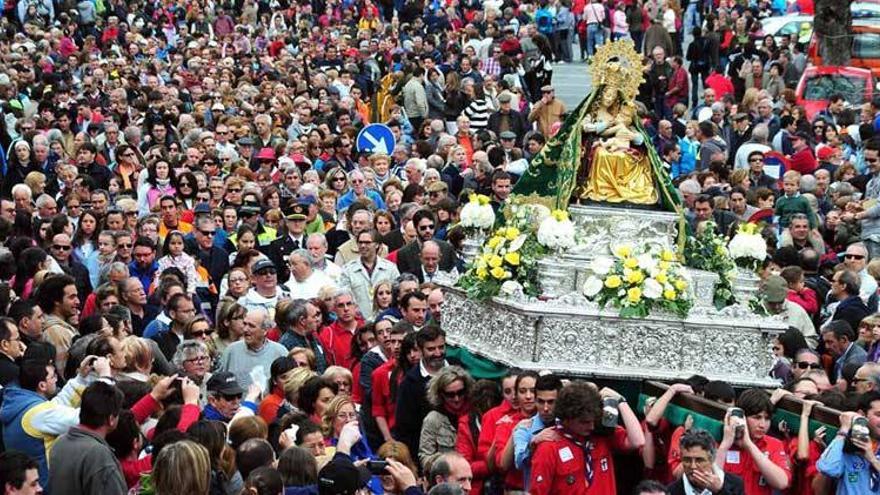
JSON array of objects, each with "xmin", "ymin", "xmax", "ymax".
[
  {"xmin": 153, "ymin": 440, "xmax": 212, "ymax": 495},
  {"xmin": 419, "ymin": 365, "xmax": 474, "ymax": 472},
  {"xmin": 321, "ymin": 395, "xmax": 376, "ymax": 463}
]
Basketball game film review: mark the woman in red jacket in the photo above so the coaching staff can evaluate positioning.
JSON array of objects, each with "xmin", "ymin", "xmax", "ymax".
[{"xmin": 456, "ymin": 380, "xmax": 503, "ymax": 495}]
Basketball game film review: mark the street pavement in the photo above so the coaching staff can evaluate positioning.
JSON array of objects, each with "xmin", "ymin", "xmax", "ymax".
[{"xmin": 550, "ymin": 60, "xmax": 593, "ymax": 110}]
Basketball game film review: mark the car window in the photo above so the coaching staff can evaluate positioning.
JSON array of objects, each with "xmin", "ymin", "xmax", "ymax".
[
  {"xmin": 803, "ymin": 74, "xmax": 868, "ymax": 104},
  {"xmin": 853, "ymin": 32, "xmax": 880, "ymax": 59}
]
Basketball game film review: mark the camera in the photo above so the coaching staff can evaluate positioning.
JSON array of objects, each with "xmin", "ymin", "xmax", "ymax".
[
  {"xmin": 728, "ymin": 407, "xmax": 746, "ymax": 440},
  {"xmin": 366, "ymin": 460, "xmax": 389, "ymax": 474}
]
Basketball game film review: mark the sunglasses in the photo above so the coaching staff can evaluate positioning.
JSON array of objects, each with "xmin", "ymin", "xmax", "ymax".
[
  {"xmin": 796, "ymin": 362, "xmax": 822, "ymax": 370},
  {"xmin": 199, "ymin": 230, "xmax": 216, "ymax": 236},
  {"xmin": 190, "ymin": 330, "xmax": 212, "ymax": 338},
  {"xmin": 442, "ymin": 389, "xmax": 466, "ymax": 399},
  {"xmin": 419, "ymin": 224, "xmax": 435, "ymax": 231},
  {"xmin": 845, "ymin": 254, "xmax": 866, "ymax": 260},
  {"xmin": 221, "ymin": 393, "xmax": 243, "ymax": 401},
  {"xmin": 227, "ymin": 188, "xmax": 242, "ymax": 193},
  {"xmin": 179, "ymin": 182, "xmax": 192, "ymax": 187},
  {"xmin": 52, "ymin": 244, "xmax": 72, "ymax": 251},
  {"xmin": 118, "ymin": 243, "xmax": 132, "ymax": 249},
  {"xmin": 256, "ymin": 269, "xmax": 277, "ymax": 276}
]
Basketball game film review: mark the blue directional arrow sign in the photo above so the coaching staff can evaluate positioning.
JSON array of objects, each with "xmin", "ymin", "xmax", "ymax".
[{"xmin": 356, "ymin": 123, "xmax": 396, "ymax": 155}]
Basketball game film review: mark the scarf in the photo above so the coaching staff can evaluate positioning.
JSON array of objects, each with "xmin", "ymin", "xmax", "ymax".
[
  {"xmin": 555, "ymin": 424, "xmax": 594, "ymax": 485},
  {"xmin": 156, "ymin": 177, "xmax": 170, "ymax": 187},
  {"xmin": 682, "ymin": 464, "xmax": 726, "ymax": 495}
]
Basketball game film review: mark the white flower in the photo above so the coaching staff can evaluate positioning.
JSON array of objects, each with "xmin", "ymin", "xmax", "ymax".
[
  {"xmin": 583, "ymin": 276, "xmax": 603, "ymax": 298},
  {"xmin": 643, "ymin": 278, "xmax": 663, "ymax": 299},
  {"xmin": 637, "ymin": 253, "xmax": 657, "ymax": 272},
  {"xmin": 460, "ymin": 202, "xmax": 496, "ymax": 230},
  {"xmin": 536, "ymin": 215, "xmax": 576, "ymax": 251},
  {"xmin": 590, "ymin": 256, "xmax": 615, "ymax": 276},
  {"xmin": 509, "ymin": 234, "xmax": 529, "ymax": 253},
  {"xmin": 728, "ymin": 232, "xmax": 767, "ymax": 261},
  {"xmin": 500, "ymin": 280, "xmax": 523, "ymax": 296}
]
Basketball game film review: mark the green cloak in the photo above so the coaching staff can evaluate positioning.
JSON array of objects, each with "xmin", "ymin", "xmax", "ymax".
[{"xmin": 512, "ymin": 85, "xmax": 682, "ymax": 213}]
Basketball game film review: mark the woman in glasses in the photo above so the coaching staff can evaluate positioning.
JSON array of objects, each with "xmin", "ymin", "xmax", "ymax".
[
  {"xmin": 770, "ymin": 327, "xmax": 809, "ymax": 383},
  {"xmin": 323, "ymin": 166, "xmax": 350, "ymax": 197},
  {"xmin": 113, "ymin": 144, "xmax": 145, "ymax": 195},
  {"xmin": 173, "ymin": 339, "xmax": 213, "ymax": 406},
  {"xmin": 418, "ymin": 365, "xmax": 475, "ymax": 472}
]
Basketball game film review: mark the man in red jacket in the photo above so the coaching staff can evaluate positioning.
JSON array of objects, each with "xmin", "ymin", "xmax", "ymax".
[{"xmin": 788, "ymin": 132, "xmax": 818, "ymax": 175}]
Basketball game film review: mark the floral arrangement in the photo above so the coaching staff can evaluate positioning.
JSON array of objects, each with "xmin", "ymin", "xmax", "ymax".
[
  {"xmin": 458, "ymin": 194, "xmax": 496, "ymax": 234},
  {"xmin": 457, "ymin": 202, "xmax": 549, "ymax": 300},
  {"xmin": 727, "ymin": 222, "xmax": 767, "ymax": 272},
  {"xmin": 684, "ymin": 221, "xmax": 736, "ymax": 308},
  {"xmin": 536, "ymin": 209, "xmax": 577, "ymax": 252},
  {"xmin": 582, "ymin": 243, "xmax": 693, "ymax": 318}
]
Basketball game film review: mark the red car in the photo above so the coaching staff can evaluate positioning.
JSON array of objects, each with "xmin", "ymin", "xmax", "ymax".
[{"xmin": 795, "ymin": 65, "xmax": 875, "ymax": 119}]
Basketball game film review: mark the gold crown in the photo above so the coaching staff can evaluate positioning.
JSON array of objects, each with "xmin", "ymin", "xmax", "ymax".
[{"xmin": 588, "ymin": 40, "xmax": 643, "ymax": 102}]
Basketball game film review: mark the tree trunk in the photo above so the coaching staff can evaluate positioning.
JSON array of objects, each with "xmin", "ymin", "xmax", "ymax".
[{"xmin": 814, "ymin": 0, "xmax": 853, "ymax": 66}]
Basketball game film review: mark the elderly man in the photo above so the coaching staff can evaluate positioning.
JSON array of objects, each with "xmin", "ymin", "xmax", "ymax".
[
  {"xmin": 218, "ymin": 307, "xmax": 287, "ymax": 389},
  {"xmin": 339, "ymin": 230, "xmax": 399, "ymax": 319},
  {"xmin": 397, "ymin": 209, "xmax": 457, "ymax": 277},
  {"xmin": 823, "ymin": 320, "xmax": 868, "ymax": 382},
  {"xmin": 284, "ymin": 249, "xmax": 336, "ymax": 299},
  {"xmin": 668, "ymin": 429, "xmax": 745, "ymax": 494},
  {"xmin": 827, "ymin": 269, "xmax": 871, "ymax": 335},
  {"xmin": 238, "ymin": 259, "xmax": 290, "ymax": 320},
  {"xmin": 853, "ymin": 362, "xmax": 880, "ymax": 394},
  {"xmin": 761, "ymin": 276, "xmax": 816, "ymax": 346},
  {"xmin": 306, "ymin": 233, "xmax": 343, "ymax": 281},
  {"xmin": 337, "ymin": 169, "xmax": 386, "ymax": 211},
  {"xmin": 278, "ymin": 299, "xmax": 328, "ymax": 372},
  {"xmin": 842, "ymin": 243, "xmax": 877, "ymax": 303},
  {"xmin": 49, "ymin": 233, "xmax": 91, "ymax": 305}
]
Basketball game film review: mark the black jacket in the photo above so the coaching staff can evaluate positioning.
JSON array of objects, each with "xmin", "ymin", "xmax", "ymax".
[
  {"xmin": 396, "ymin": 240, "xmax": 457, "ymax": 278},
  {"xmin": 668, "ymin": 473, "xmax": 745, "ymax": 495},
  {"xmin": 487, "ymin": 109, "xmax": 530, "ymax": 143},
  {"xmin": 392, "ymin": 365, "xmax": 433, "ymax": 457},
  {"xmin": 268, "ymin": 234, "xmax": 308, "ymax": 281}
]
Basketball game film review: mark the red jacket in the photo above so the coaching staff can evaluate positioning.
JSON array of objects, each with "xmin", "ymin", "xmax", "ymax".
[
  {"xmin": 530, "ymin": 426, "xmax": 629, "ymax": 495},
  {"xmin": 477, "ymin": 401, "xmax": 516, "ymax": 464},
  {"xmin": 456, "ymin": 414, "xmax": 488, "ymax": 495},
  {"xmin": 667, "ymin": 66, "xmax": 690, "ymax": 107},
  {"xmin": 317, "ymin": 319, "xmax": 363, "ymax": 370},
  {"xmin": 371, "ymin": 359, "xmax": 398, "ymax": 430},
  {"xmin": 787, "ymin": 287, "xmax": 819, "ymax": 315},
  {"xmin": 788, "ymin": 148, "xmax": 818, "ymax": 175},
  {"xmin": 721, "ymin": 435, "xmax": 791, "ymax": 495}
]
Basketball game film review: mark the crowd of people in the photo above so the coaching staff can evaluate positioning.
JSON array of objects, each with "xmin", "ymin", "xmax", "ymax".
[{"xmin": 2, "ymin": 0, "xmax": 880, "ymax": 493}]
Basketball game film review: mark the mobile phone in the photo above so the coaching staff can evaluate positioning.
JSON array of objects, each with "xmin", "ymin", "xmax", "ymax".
[
  {"xmin": 846, "ymin": 416, "xmax": 871, "ymax": 453},
  {"xmin": 729, "ymin": 407, "xmax": 745, "ymax": 440},
  {"xmin": 366, "ymin": 460, "xmax": 389, "ymax": 474}
]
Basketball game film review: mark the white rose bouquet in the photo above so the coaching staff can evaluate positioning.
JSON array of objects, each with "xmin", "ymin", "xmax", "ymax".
[
  {"xmin": 727, "ymin": 223, "xmax": 767, "ymax": 272},
  {"xmin": 536, "ymin": 209, "xmax": 577, "ymax": 252},
  {"xmin": 459, "ymin": 194, "xmax": 496, "ymax": 233}
]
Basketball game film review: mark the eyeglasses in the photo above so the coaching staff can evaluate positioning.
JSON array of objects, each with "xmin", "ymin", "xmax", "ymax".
[
  {"xmin": 845, "ymin": 254, "xmax": 866, "ymax": 260},
  {"xmin": 332, "ymin": 177, "xmax": 346, "ymax": 182},
  {"xmin": 418, "ymin": 224, "xmax": 435, "ymax": 231},
  {"xmin": 118, "ymin": 243, "xmax": 132, "ymax": 249},
  {"xmin": 796, "ymin": 361, "xmax": 822, "ymax": 370},
  {"xmin": 442, "ymin": 389, "xmax": 467, "ymax": 399},
  {"xmin": 199, "ymin": 229, "xmax": 216, "ymax": 236},
  {"xmin": 185, "ymin": 355, "xmax": 209, "ymax": 364},
  {"xmin": 52, "ymin": 244, "xmax": 72, "ymax": 251}
]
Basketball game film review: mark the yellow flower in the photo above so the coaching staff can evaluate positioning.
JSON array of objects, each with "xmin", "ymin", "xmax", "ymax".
[
  {"xmin": 504, "ymin": 252, "xmax": 521, "ymax": 266},
  {"xmin": 674, "ymin": 279, "xmax": 688, "ymax": 291},
  {"xmin": 505, "ymin": 227, "xmax": 520, "ymax": 241},
  {"xmin": 613, "ymin": 245, "xmax": 632, "ymax": 258},
  {"xmin": 663, "ymin": 289, "xmax": 677, "ymax": 300},
  {"xmin": 477, "ymin": 194, "xmax": 491, "ymax": 206},
  {"xmin": 661, "ymin": 249, "xmax": 676, "ymax": 262},
  {"xmin": 476, "ymin": 267, "xmax": 488, "ymax": 279},
  {"xmin": 659, "ymin": 260, "xmax": 671, "ymax": 271},
  {"xmin": 468, "ymin": 193, "xmax": 478, "ymax": 204},
  {"xmin": 487, "ymin": 236, "xmax": 503, "ymax": 249},
  {"xmin": 655, "ymin": 272, "xmax": 668, "ymax": 284},
  {"xmin": 623, "ymin": 257, "xmax": 639, "ymax": 269},
  {"xmin": 490, "ymin": 266, "xmax": 507, "ymax": 279},
  {"xmin": 605, "ymin": 275, "xmax": 622, "ymax": 289},
  {"xmin": 626, "ymin": 269, "xmax": 644, "ymax": 284},
  {"xmin": 488, "ymin": 255, "xmax": 503, "ymax": 268},
  {"xmin": 627, "ymin": 287, "xmax": 642, "ymax": 303},
  {"xmin": 715, "ymin": 245, "xmax": 727, "ymax": 256},
  {"xmin": 551, "ymin": 209, "xmax": 568, "ymax": 221}
]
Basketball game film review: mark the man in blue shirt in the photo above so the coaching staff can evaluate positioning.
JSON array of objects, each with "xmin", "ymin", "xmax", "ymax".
[
  {"xmin": 505, "ymin": 373, "xmax": 563, "ymax": 490},
  {"xmin": 817, "ymin": 390, "xmax": 880, "ymax": 494}
]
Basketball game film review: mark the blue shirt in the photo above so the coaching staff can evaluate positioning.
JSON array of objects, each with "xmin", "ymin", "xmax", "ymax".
[
  {"xmin": 513, "ymin": 414, "xmax": 549, "ymax": 490},
  {"xmin": 129, "ymin": 260, "xmax": 158, "ymax": 293},
  {"xmin": 816, "ymin": 436, "xmax": 880, "ymax": 494}
]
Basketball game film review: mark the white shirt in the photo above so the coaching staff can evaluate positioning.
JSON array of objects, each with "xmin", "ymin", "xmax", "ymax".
[{"xmin": 284, "ymin": 270, "xmax": 337, "ymax": 300}]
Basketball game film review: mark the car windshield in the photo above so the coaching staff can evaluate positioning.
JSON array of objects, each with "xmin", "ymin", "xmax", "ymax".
[
  {"xmin": 803, "ymin": 74, "xmax": 869, "ymax": 105},
  {"xmin": 854, "ymin": 32, "xmax": 880, "ymax": 58}
]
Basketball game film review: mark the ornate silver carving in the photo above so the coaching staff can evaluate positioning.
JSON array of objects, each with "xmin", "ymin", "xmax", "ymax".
[
  {"xmin": 733, "ymin": 267, "xmax": 761, "ymax": 304},
  {"xmin": 567, "ymin": 205, "xmax": 679, "ymax": 256},
  {"xmin": 686, "ymin": 268, "xmax": 720, "ymax": 309},
  {"xmin": 460, "ymin": 233, "xmax": 486, "ymax": 267},
  {"xmin": 442, "ymin": 287, "xmax": 784, "ymax": 387},
  {"xmin": 536, "ymin": 258, "xmax": 575, "ymax": 298}
]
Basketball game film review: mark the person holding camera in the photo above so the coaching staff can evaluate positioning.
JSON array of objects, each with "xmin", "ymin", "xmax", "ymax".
[
  {"xmin": 817, "ymin": 390, "xmax": 880, "ymax": 494},
  {"xmin": 715, "ymin": 390, "xmax": 791, "ymax": 495}
]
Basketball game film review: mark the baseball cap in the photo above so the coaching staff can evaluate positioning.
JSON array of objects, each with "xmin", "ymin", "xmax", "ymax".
[
  {"xmin": 817, "ymin": 146, "xmax": 838, "ymax": 161},
  {"xmin": 762, "ymin": 275, "xmax": 789, "ymax": 304},
  {"xmin": 318, "ymin": 456, "xmax": 371, "ymax": 495},
  {"xmin": 255, "ymin": 147, "xmax": 276, "ymax": 161},
  {"xmin": 252, "ymin": 258, "xmax": 276, "ymax": 274},
  {"xmin": 207, "ymin": 372, "xmax": 245, "ymax": 395}
]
